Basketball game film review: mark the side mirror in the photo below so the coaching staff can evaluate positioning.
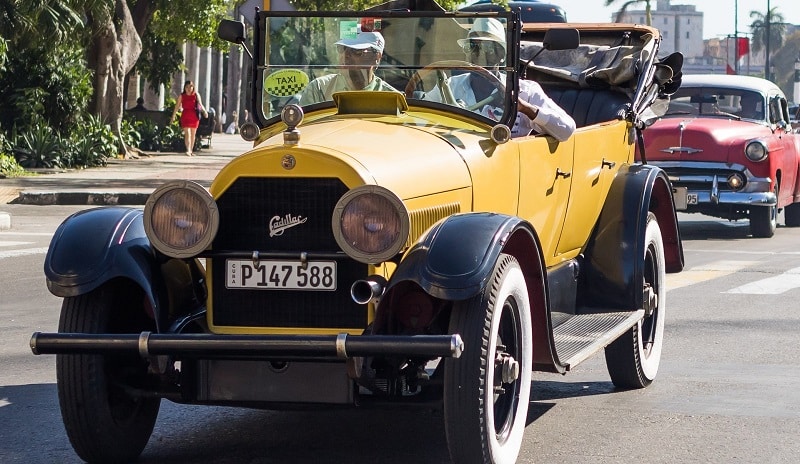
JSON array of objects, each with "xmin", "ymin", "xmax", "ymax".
[
  {"xmin": 218, "ymin": 19, "xmax": 252, "ymax": 60},
  {"xmin": 218, "ymin": 20, "xmax": 246, "ymax": 44}
]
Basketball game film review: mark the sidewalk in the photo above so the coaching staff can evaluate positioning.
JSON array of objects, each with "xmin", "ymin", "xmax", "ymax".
[{"xmin": 0, "ymin": 133, "xmax": 254, "ymax": 206}]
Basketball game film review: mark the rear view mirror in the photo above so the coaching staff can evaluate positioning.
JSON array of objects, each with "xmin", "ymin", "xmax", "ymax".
[{"xmin": 542, "ymin": 28, "xmax": 580, "ymax": 51}]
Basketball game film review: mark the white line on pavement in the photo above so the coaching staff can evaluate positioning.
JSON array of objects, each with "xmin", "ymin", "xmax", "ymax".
[
  {"xmin": 0, "ymin": 247, "xmax": 49, "ymax": 260},
  {"xmin": 723, "ymin": 267, "xmax": 800, "ymax": 295}
]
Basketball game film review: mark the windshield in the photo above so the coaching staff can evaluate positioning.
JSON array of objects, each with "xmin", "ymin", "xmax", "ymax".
[
  {"xmin": 256, "ymin": 11, "xmax": 516, "ymax": 123},
  {"xmin": 664, "ymin": 87, "xmax": 766, "ymax": 122}
]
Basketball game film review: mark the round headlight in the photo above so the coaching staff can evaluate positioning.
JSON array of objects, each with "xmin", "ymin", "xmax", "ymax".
[
  {"xmin": 332, "ymin": 186, "xmax": 409, "ymax": 264},
  {"xmin": 744, "ymin": 140, "xmax": 768, "ymax": 162},
  {"xmin": 144, "ymin": 181, "xmax": 219, "ymax": 258}
]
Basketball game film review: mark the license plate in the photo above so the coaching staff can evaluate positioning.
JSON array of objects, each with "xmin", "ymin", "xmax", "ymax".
[
  {"xmin": 671, "ymin": 186, "xmax": 698, "ymax": 211},
  {"xmin": 226, "ymin": 260, "xmax": 337, "ymax": 291}
]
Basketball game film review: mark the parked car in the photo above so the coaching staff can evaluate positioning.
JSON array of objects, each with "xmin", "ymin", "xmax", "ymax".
[
  {"xmin": 458, "ymin": 0, "xmax": 567, "ymax": 23},
  {"xmin": 639, "ymin": 74, "xmax": 800, "ymax": 237},
  {"xmin": 31, "ymin": 6, "xmax": 684, "ymax": 464}
]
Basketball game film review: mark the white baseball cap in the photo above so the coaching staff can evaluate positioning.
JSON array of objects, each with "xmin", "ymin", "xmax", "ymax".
[
  {"xmin": 335, "ymin": 31, "xmax": 385, "ymax": 53},
  {"xmin": 457, "ymin": 18, "xmax": 507, "ymax": 52}
]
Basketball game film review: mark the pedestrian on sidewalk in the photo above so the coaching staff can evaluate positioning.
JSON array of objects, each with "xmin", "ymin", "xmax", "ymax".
[{"xmin": 170, "ymin": 80, "xmax": 208, "ymax": 156}]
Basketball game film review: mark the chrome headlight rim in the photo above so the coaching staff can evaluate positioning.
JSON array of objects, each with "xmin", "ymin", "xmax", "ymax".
[
  {"xmin": 332, "ymin": 185, "xmax": 410, "ymax": 264},
  {"xmin": 143, "ymin": 180, "xmax": 219, "ymax": 259},
  {"xmin": 744, "ymin": 140, "xmax": 768, "ymax": 162}
]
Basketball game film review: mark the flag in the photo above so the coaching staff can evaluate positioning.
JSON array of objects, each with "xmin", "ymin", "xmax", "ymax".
[{"xmin": 736, "ymin": 37, "xmax": 749, "ymax": 60}]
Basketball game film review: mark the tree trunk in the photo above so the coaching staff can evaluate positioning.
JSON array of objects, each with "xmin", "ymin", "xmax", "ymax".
[{"xmin": 88, "ymin": 0, "xmax": 142, "ymax": 158}]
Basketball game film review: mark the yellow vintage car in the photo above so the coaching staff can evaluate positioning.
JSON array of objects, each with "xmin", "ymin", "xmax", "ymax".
[{"xmin": 32, "ymin": 6, "xmax": 684, "ymax": 464}]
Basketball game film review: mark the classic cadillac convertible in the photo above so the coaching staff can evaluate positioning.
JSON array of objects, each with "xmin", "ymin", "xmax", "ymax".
[{"xmin": 31, "ymin": 5, "xmax": 684, "ymax": 464}]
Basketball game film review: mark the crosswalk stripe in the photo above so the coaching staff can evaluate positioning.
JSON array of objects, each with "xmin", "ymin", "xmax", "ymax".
[
  {"xmin": 0, "ymin": 247, "xmax": 49, "ymax": 260},
  {"xmin": 666, "ymin": 260, "xmax": 754, "ymax": 290},
  {"xmin": 723, "ymin": 266, "xmax": 800, "ymax": 295},
  {"xmin": 0, "ymin": 241, "xmax": 32, "ymax": 247}
]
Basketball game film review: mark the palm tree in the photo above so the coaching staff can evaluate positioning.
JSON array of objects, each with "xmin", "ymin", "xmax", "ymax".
[
  {"xmin": 604, "ymin": 0, "xmax": 652, "ymax": 25},
  {"xmin": 749, "ymin": 8, "xmax": 785, "ymax": 55},
  {"xmin": 749, "ymin": 7, "xmax": 785, "ymax": 80}
]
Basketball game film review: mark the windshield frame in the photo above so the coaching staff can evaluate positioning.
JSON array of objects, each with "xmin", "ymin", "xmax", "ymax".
[{"xmin": 251, "ymin": 10, "xmax": 520, "ymax": 129}]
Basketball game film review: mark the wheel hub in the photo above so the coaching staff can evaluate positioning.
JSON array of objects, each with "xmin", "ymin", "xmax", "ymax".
[{"xmin": 495, "ymin": 349, "xmax": 519, "ymax": 385}]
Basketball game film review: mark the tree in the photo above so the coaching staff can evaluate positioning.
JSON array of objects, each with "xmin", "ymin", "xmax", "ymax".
[
  {"xmin": 749, "ymin": 7, "xmax": 786, "ymax": 55},
  {"xmin": 604, "ymin": 0, "xmax": 652, "ymax": 25}
]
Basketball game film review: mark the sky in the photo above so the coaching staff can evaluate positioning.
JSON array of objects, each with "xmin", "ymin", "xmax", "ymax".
[{"xmin": 564, "ymin": 0, "xmax": 800, "ymax": 40}]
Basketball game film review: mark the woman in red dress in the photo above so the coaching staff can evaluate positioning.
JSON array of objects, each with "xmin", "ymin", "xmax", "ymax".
[{"xmin": 170, "ymin": 80, "xmax": 207, "ymax": 156}]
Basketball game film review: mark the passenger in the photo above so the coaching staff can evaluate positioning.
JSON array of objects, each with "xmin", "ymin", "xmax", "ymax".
[
  {"xmin": 426, "ymin": 18, "xmax": 575, "ymax": 141},
  {"xmin": 297, "ymin": 30, "xmax": 398, "ymax": 105},
  {"xmin": 738, "ymin": 92, "xmax": 764, "ymax": 120}
]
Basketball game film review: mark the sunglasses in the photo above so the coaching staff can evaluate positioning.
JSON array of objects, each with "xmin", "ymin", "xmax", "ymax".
[
  {"xmin": 462, "ymin": 40, "xmax": 498, "ymax": 54},
  {"xmin": 337, "ymin": 45, "xmax": 378, "ymax": 57}
]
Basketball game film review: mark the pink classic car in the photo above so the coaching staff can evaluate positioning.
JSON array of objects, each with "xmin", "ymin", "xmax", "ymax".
[{"xmin": 639, "ymin": 74, "xmax": 800, "ymax": 237}]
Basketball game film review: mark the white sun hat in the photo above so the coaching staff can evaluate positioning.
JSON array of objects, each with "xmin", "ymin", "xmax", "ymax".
[
  {"xmin": 335, "ymin": 31, "xmax": 385, "ymax": 53},
  {"xmin": 457, "ymin": 18, "xmax": 507, "ymax": 52}
]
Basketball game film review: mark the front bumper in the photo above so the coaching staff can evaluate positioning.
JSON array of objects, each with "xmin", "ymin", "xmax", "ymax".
[
  {"xmin": 30, "ymin": 332, "xmax": 464, "ymax": 360},
  {"xmin": 654, "ymin": 161, "xmax": 776, "ymax": 210}
]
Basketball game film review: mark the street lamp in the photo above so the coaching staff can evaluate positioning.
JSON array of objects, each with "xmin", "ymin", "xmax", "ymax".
[
  {"xmin": 794, "ymin": 55, "xmax": 800, "ymax": 105},
  {"xmin": 765, "ymin": 0, "xmax": 771, "ymax": 80}
]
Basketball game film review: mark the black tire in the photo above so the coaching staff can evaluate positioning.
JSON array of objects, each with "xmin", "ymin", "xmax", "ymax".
[
  {"xmin": 750, "ymin": 187, "xmax": 777, "ymax": 238},
  {"xmin": 444, "ymin": 254, "xmax": 532, "ymax": 464},
  {"xmin": 784, "ymin": 202, "xmax": 800, "ymax": 227},
  {"xmin": 56, "ymin": 281, "xmax": 160, "ymax": 463},
  {"xmin": 605, "ymin": 213, "xmax": 665, "ymax": 389}
]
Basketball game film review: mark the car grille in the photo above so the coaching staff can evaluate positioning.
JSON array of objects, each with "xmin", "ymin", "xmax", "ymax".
[
  {"xmin": 210, "ymin": 177, "xmax": 367, "ymax": 330},
  {"xmin": 663, "ymin": 167, "xmax": 744, "ymax": 191}
]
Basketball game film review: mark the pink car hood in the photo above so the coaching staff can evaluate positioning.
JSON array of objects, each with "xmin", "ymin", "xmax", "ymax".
[{"xmin": 641, "ymin": 117, "xmax": 769, "ymax": 164}]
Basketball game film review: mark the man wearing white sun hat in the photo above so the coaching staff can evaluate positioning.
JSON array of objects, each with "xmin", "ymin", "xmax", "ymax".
[
  {"xmin": 427, "ymin": 17, "xmax": 575, "ymax": 141},
  {"xmin": 298, "ymin": 29, "xmax": 398, "ymax": 105}
]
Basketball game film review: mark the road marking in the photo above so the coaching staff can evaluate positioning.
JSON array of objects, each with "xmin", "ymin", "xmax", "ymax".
[
  {"xmin": 0, "ymin": 247, "xmax": 49, "ymax": 260},
  {"xmin": 723, "ymin": 266, "xmax": 800, "ymax": 295},
  {"xmin": 666, "ymin": 260, "xmax": 754, "ymax": 290},
  {"xmin": 0, "ymin": 241, "xmax": 32, "ymax": 247}
]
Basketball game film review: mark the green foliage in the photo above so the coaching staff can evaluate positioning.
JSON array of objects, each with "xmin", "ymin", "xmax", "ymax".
[
  {"xmin": 11, "ymin": 124, "xmax": 65, "ymax": 169},
  {"xmin": 135, "ymin": 30, "xmax": 185, "ymax": 94},
  {"xmin": 0, "ymin": 43, "xmax": 92, "ymax": 135},
  {"xmin": 63, "ymin": 114, "xmax": 116, "ymax": 168},
  {"xmin": 123, "ymin": 112, "xmax": 184, "ymax": 152},
  {"xmin": 0, "ymin": 154, "xmax": 25, "ymax": 178}
]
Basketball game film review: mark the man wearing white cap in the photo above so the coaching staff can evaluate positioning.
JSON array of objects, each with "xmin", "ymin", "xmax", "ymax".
[
  {"xmin": 428, "ymin": 18, "xmax": 575, "ymax": 141},
  {"xmin": 298, "ymin": 30, "xmax": 398, "ymax": 105}
]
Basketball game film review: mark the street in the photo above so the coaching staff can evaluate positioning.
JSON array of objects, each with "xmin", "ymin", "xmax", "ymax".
[{"xmin": 1, "ymin": 204, "xmax": 799, "ymax": 463}]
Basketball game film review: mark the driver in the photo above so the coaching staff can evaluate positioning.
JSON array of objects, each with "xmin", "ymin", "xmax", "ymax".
[
  {"xmin": 297, "ymin": 29, "xmax": 398, "ymax": 105},
  {"xmin": 425, "ymin": 18, "xmax": 575, "ymax": 141},
  {"xmin": 738, "ymin": 92, "xmax": 764, "ymax": 120}
]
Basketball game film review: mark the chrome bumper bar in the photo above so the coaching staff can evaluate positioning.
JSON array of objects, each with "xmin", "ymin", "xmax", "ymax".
[{"xmin": 30, "ymin": 332, "xmax": 464, "ymax": 360}]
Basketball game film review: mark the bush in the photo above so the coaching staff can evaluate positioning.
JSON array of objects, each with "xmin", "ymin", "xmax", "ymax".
[
  {"xmin": 63, "ymin": 114, "xmax": 116, "ymax": 168},
  {"xmin": 0, "ymin": 154, "xmax": 25, "ymax": 178},
  {"xmin": 11, "ymin": 124, "xmax": 65, "ymax": 169}
]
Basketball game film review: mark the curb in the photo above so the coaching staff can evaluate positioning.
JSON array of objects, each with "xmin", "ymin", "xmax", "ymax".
[{"xmin": 14, "ymin": 191, "xmax": 152, "ymax": 206}]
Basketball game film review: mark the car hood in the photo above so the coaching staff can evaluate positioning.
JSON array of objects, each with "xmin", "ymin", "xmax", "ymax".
[
  {"xmin": 252, "ymin": 117, "xmax": 481, "ymax": 199},
  {"xmin": 642, "ymin": 117, "xmax": 768, "ymax": 163}
]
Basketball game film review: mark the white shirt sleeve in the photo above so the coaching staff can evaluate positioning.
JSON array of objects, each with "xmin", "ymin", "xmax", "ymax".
[{"xmin": 514, "ymin": 80, "xmax": 576, "ymax": 142}]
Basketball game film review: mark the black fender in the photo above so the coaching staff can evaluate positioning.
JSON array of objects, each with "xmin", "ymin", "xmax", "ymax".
[
  {"xmin": 581, "ymin": 164, "xmax": 684, "ymax": 310},
  {"xmin": 375, "ymin": 212, "xmax": 554, "ymax": 368},
  {"xmin": 44, "ymin": 207, "xmax": 190, "ymax": 332},
  {"xmin": 386, "ymin": 213, "xmax": 547, "ymax": 302}
]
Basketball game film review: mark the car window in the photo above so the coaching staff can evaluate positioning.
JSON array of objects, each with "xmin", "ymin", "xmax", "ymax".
[
  {"xmin": 665, "ymin": 87, "xmax": 765, "ymax": 121},
  {"xmin": 258, "ymin": 13, "xmax": 515, "ymax": 124}
]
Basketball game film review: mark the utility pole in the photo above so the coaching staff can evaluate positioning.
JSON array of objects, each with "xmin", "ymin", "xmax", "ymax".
[
  {"xmin": 734, "ymin": 0, "xmax": 739, "ymax": 74},
  {"xmin": 765, "ymin": 0, "xmax": 771, "ymax": 80}
]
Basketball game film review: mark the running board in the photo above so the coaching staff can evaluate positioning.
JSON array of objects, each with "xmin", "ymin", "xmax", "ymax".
[{"xmin": 553, "ymin": 310, "xmax": 644, "ymax": 370}]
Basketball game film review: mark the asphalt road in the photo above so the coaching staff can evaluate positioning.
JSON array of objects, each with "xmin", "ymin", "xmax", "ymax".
[{"xmin": 1, "ymin": 205, "xmax": 799, "ymax": 463}]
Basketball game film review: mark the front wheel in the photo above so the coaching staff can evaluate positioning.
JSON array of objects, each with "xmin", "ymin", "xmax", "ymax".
[
  {"xmin": 57, "ymin": 281, "xmax": 160, "ymax": 463},
  {"xmin": 750, "ymin": 186, "xmax": 778, "ymax": 238},
  {"xmin": 444, "ymin": 254, "xmax": 532, "ymax": 464},
  {"xmin": 605, "ymin": 212, "xmax": 666, "ymax": 389},
  {"xmin": 784, "ymin": 201, "xmax": 800, "ymax": 227}
]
